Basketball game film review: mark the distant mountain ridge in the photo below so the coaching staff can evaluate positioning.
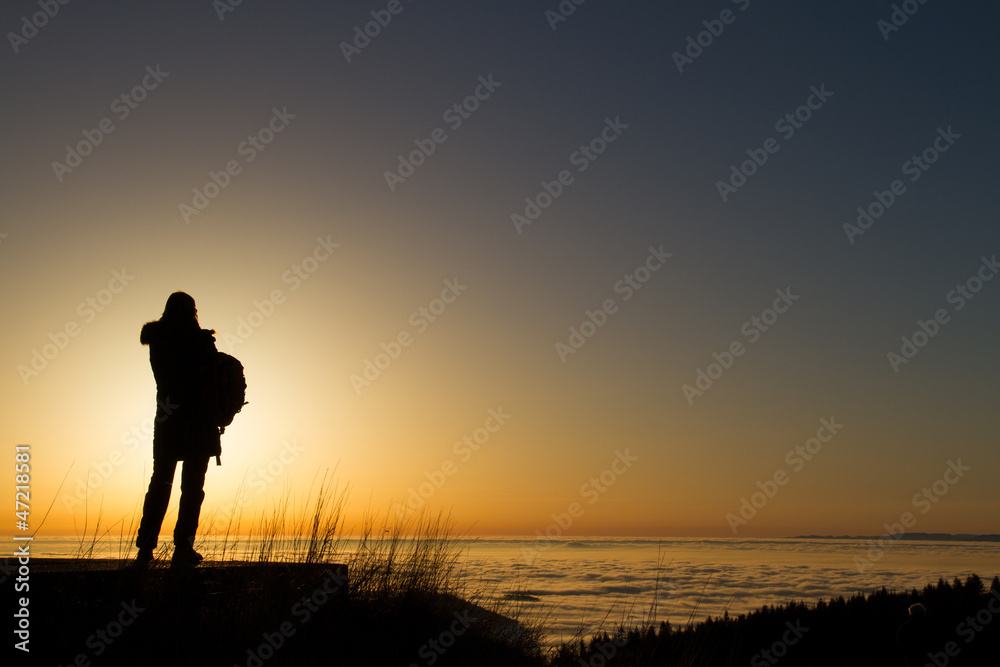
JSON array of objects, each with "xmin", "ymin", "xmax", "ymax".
[{"xmin": 793, "ymin": 533, "xmax": 1000, "ymax": 542}]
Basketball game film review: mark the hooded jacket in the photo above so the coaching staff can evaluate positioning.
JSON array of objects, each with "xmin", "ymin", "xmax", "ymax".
[{"xmin": 140, "ymin": 319, "xmax": 221, "ymax": 461}]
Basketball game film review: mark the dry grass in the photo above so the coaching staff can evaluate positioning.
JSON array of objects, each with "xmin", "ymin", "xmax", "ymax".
[{"xmin": 63, "ymin": 467, "xmax": 546, "ymax": 662}]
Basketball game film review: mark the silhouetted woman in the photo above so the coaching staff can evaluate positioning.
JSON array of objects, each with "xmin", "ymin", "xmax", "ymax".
[
  {"xmin": 135, "ymin": 292, "xmax": 220, "ymax": 566},
  {"xmin": 897, "ymin": 603, "xmax": 934, "ymax": 667}
]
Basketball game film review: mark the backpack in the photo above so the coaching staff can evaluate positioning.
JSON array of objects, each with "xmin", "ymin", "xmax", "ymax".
[{"xmin": 201, "ymin": 351, "xmax": 247, "ymax": 434}]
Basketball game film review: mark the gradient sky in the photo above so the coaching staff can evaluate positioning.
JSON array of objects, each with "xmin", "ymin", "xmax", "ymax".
[{"xmin": 2, "ymin": 1, "xmax": 998, "ymax": 540}]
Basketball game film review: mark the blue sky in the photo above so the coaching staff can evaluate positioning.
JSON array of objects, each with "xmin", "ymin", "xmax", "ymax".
[{"xmin": 2, "ymin": 0, "xmax": 998, "ymax": 537}]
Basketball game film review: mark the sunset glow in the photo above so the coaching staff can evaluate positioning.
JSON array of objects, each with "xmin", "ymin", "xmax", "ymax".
[{"xmin": 2, "ymin": 1, "xmax": 997, "ymax": 547}]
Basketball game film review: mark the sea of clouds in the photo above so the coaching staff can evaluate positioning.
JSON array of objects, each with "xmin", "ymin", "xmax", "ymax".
[
  {"xmin": 454, "ymin": 537, "xmax": 1000, "ymax": 646},
  {"xmin": 29, "ymin": 535, "xmax": 998, "ymax": 647}
]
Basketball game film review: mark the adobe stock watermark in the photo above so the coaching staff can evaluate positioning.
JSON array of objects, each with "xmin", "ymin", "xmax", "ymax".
[
  {"xmin": 878, "ymin": 0, "xmax": 931, "ymax": 42},
  {"xmin": 672, "ymin": 0, "xmax": 752, "ymax": 74},
  {"xmin": 219, "ymin": 235, "xmax": 339, "ymax": 353},
  {"xmin": 394, "ymin": 407, "xmax": 511, "ymax": 517},
  {"xmin": 209, "ymin": 439, "xmax": 306, "ymax": 532},
  {"xmin": 51, "ymin": 65, "xmax": 170, "ymax": 183},
  {"xmin": 924, "ymin": 587, "xmax": 1000, "ymax": 667},
  {"xmin": 179, "ymin": 106, "xmax": 296, "ymax": 223},
  {"xmin": 843, "ymin": 126, "xmax": 960, "ymax": 244},
  {"xmin": 544, "ymin": 0, "xmax": 589, "ymax": 31},
  {"xmin": 7, "ymin": 0, "xmax": 73, "ymax": 55},
  {"xmin": 383, "ymin": 74, "xmax": 502, "ymax": 192},
  {"xmin": 57, "ymin": 600, "xmax": 145, "ymax": 666},
  {"xmin": 571, "ymin": 576, "xmax": 678, "ymax": 665},
  {"xmin": 519, "ymin": 449, "xmax": 639, "ymax": 563},
  {"xmin": 555, "ymin": 245, "xmax": 671, "ymax": 363},
  {"xmin": 17, "ymin": 268, "xmax": 135, "ymax": 385},
  {"xmin": 726, "ymin": 417, "xmax": 844, "ymax": 534},
  {"xmin": 350, "ymin": 278, "xmax": 467, "ymax": 394},
  {"xmin": 716, "ymin": 84, "xmax": 834, "ymax": 202},
  {"xmin": 682, "ymin": 287, "xmax": 799, "ymax": 405},
  {"xmin": 62, "ymin": 397, "xmax": 178, "ymax": 513},
  {"xmin": 213, "ymin": 0, "xmax": 246, "ymax": 21},
  {"xmin": 340, "ymin": 0, "xmax": 416, "ymax": 63},
  {"xmin": 407, "ymin": 610, "xmax": 478, "ymax": 667},
  {"xmin": 579, "ymin": 633, "xmax": 629, "ymax": 667},
  {"xmin": 511, "ymin": 116, "xmax": 628, "ymax": 235},
  {"xmin": 750, "ymin": 619, "xmax": 810, "ymax": 666},
  {"xmin": 853, "ymin": 459, "xmax": 970, "ymax": 573},
  {"xmin": 886, "ymin": 254, "xmax": 996, "ymax": 373},
  {"xmin": 235, "ymin": 567, "xmax": 348, "ymax": 667},
  {"xmin": 13, "ymin": 500, "xmax": 31, "ymax": 652}
]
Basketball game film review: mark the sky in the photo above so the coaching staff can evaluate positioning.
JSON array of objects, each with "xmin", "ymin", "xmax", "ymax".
[{"xmin": 1, "ymin": 0, "xmax": 998, "ymax": 541}]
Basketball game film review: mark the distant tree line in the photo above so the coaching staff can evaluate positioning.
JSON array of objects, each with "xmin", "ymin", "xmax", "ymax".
[{"xmin": 549, "ymin": 574, "xmax": 1000, "ymax": 667}]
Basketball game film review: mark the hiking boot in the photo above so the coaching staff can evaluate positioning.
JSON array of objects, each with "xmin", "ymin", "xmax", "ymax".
[
  {"xmin": 171, "ymin": 546, "xmax": 204, "ymax": 567},
  {"xmin": 133, "ymin": 547, "xmax": 155, "ymax": 567}
]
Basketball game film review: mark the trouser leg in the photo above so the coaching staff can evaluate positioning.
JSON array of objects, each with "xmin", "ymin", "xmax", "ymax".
[
  {"xmin": 136, "ymin": 458, "xmax": 178, "ymax": 550},
  {"xmin": 174, "ymin": 457, "xmax": 210, "ymax": 549}
]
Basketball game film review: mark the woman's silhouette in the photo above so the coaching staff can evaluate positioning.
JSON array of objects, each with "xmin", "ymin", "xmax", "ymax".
[{"xmin": 134, "ymin": 292, "xmax": 221, "ymax": 566}]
